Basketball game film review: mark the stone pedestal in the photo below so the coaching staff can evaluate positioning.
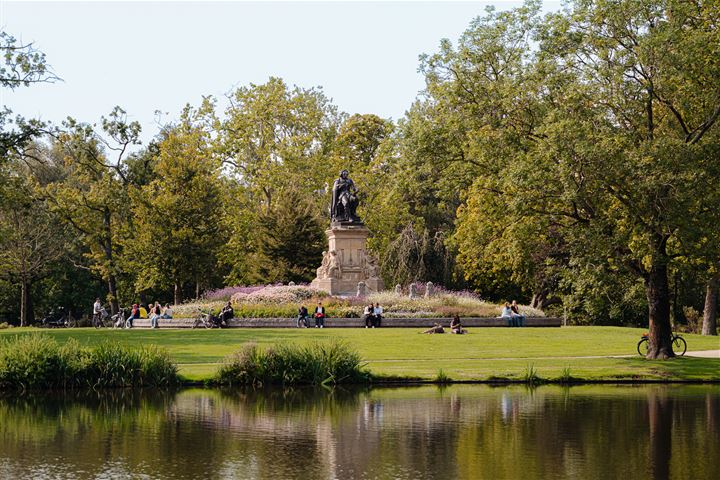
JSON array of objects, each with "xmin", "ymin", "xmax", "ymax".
[{"xmin": 311, "ymin": 225, "xmax": 385, "ymax": 296}]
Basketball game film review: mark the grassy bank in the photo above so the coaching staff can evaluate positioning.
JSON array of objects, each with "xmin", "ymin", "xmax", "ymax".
[
  {"xmin": 0, "ymin": 334, "xmax": 179, "ymax": 390},
  {"xmin": 0, "ymin": 327, "xmax": 717, "ymax": 384}
]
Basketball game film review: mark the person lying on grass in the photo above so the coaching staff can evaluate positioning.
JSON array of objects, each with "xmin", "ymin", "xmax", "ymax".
[{"xmin": 422, "ymin": 323, "xmax": 444, "ymax": 334}]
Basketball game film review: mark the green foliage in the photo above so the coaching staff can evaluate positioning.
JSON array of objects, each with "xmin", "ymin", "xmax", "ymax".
[
  {"xmin": 434, "ymin": 369, "xmax": 451, "ymax": 384},
  {"xmin": 249, "ymin": 189, "xmax": 325, "ymax": 283},
  {"xmin": 0, "ymin": 334, "xmax": 178, "ymax": 390},
  {"xmin": 127, "ymin": 105, "xmax": 226, "ymax": 301},
  {"xmin": 215, "ymin": 341, "xmax": 370, "ymax": 386},
  {"xmin": 523, "ymin": 364, "xmax": 544, "ymax": 386}
]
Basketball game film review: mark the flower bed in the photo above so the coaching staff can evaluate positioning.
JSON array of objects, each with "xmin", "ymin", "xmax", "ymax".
[{"xmin": 174, "ymin": 285, "xmax": 545, "ymax": 319}]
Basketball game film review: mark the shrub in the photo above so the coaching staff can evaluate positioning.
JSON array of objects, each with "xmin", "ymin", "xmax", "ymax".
[
  {"xmin": 681, "ymin": 306, "xmax": 703, "ymax": 334},
  {"xmin": 0, "ymin": 334, "xmax": 178, "ymax": 390},
  {"xmin": 215, "ymin": 341, "xmax": 370, "ymax": 386},
  {"xmin": 0, "ymin": 322, "xmax": 10, "ymax": 329}
]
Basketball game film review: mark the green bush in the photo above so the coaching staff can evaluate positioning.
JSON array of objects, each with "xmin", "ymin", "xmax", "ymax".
[
  {"xmin": 0, "ymin": 322, "xmax": 10, "ymax": 329},
  {"xmin": 0, "ymin": 334, "xmax": 179, "ymax": 390},
  {"xmin": 215, "ymin": 341, "xmax": 370, "ymax": 386}
]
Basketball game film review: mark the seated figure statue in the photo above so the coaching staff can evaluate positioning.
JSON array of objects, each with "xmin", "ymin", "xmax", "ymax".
[{"xmin": 331, "ymin": 169, "xmax": 361, "ymax": 223}]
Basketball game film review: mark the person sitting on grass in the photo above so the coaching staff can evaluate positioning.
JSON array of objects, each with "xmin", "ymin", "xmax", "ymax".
[
  {"xmin": 219, "ymin": 301, "xmax": 234, "ymax": 327},
  {"xmin": 501, "ymin": 302, "xmax": 515, "ymax": 327},
  {"xmin": 314, "ymin": 302, "xmax": 326, "ymax": 328},
  {"xmin": 511, "ymin": 300, "xmax": 526, "ymax": 327},
  {"xmin": 297, "ymin": 305, "xmax": 310, "ymax": 328},
  {"xmin": 363, "ymin": 304, "xmax": 375, "ymax": 328},
  {"xmin": 450, "ymin": 315, "xmax": 466, "ymax": 334},
  {"xmin": 422, "ymin": 323, "xmax": 444, "ymax": 334}
]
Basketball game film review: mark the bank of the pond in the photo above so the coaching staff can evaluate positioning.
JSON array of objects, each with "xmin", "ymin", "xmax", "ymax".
[
  {"xmin": 0, "ymin": 327, "xmax": 718, "ymax": 387},
  {"xmin": 0, "ymin": 334, "xmax": 179, "ymax": 390}
]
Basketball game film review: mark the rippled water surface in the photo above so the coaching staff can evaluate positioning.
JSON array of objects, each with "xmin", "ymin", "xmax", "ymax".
[{"xmin": 0, "ymin": 385, "xmax": 718, "ymax": 479}]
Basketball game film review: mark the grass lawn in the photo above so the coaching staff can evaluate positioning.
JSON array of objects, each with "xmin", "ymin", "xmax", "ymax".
[{"xmin": 1, "ymin": 326, "xmax": 718, "ymax": 383}]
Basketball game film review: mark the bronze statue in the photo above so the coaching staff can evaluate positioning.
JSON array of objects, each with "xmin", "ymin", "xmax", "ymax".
[{"xmin": 331, "ymin": 169, "xmax": 361, "ymax": 223}]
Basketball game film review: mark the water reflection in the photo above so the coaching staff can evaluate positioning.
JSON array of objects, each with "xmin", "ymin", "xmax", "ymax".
[{"xmin": 0, "ymin": 385, "xmax": 718, "ymax": 479}]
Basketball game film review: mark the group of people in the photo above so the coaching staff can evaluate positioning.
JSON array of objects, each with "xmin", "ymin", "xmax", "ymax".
[
  {"xmin": 423, "ymin": 315, "xmax": 466, "ymax": 334},
  {"xmin": 362, "ymin": 303, "xmax": 383, "ymax": 328},
  {"xmin": 122, "ymin": 301, "xmax": 173, "ymax": 329},
  {"xmin": 501, "ymin": 300, "xmax": 526, "ymax": 327},
  {"xmin": 297, "ymin": 302, "xmax": 327, "ymax": 328}
]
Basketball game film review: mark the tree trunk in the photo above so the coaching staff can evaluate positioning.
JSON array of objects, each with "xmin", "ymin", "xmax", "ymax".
[
  {"xmin": 531, "ymin": 289, "xmax": 562, "ymax": 311},
  {"xmin": 195, "ymin": 280, "xmax": 200, "ymax": 300},
  {"xmin": 107, "ymin": 274, "xmax": 120, "ymax": 314},
  {"xmin": 702, "ymin": 275, "xmax": 718, "ymax": 336},
  {"xmin": 102, "ymin": 209, "xmax": 120, "ymax": 314},
  {"xmin": 645, "ymin": 263, "xmax": 675, "ymax": 359},
  {"xmin": 19, "ymin": 279, "xmax": 33, "ymax": 327},
  {"xmin": 174, "ymin": 283, "xmax": 182, "ymax": 305}
]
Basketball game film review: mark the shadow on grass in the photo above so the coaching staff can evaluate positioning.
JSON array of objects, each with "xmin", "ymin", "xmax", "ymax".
[{"xmin": 619, "ymin": 356, "xmax": 720, "ymax": 381}]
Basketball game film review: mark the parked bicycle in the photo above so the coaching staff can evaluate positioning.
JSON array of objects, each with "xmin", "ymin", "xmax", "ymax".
[
  {"xmin": 637, "ymin": 332, "xmax": 687, "ymax": 356},
  {"xmin": 192, "ymin": 309, "xmax": 223, "ymax": 329},
  {"xmin": 40, "ymin": 307, "xmax": 76, "ymax": 328},
  {"xmin": 111, "ymin": 308, "xmax": 126, "ymax": 329}
]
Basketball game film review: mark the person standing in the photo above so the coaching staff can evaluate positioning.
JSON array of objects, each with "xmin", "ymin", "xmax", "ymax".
[
  {"xmin": 510, "ymin": 300, "xmax": 526, "ymax": 327},
  {"xmin": 92, "ymin": 298, "xmax": 102, "ymax": 327},
  {"xmin": 314, "ymin": 302, "xmax": 326, "ymax": 328},
  {"xmin": 373, "ymin": 303, "xmax": 383, "ymax": 328}
]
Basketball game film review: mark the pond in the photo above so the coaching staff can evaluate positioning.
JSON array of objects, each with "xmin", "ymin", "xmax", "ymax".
[{"xmin": 0, "ymin": 385, "xmax": 718, "ymax": 479}]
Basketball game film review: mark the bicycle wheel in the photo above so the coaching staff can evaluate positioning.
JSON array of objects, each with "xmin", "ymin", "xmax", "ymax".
[
  {"xmin": 672, "ymin": 336, "xmax": 687, "ymax": 356},
  {"xmin": 192, "ymin": 316, "xmax": 201, "ymax": 329},
  {"xmin": 637, "ymin": 337, "xmax": 649, "ymax": 356}
]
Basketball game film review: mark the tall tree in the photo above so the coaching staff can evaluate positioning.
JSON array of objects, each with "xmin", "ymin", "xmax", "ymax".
[
  {"xmin": 219, "ymin": 77, "xmax": 342, "ymax": 209},
  {"xmin": 0, "ymin": 165, "xmax": 67, "ymax": 326},
  {"xmin": 128, "ymin": 106, "xmax": 226, "ymax": 304},
  {"xmin": 421, "ymin": 0, "xmax": 720, "ymax": 357},
  {"xmin": 46, "ymin": 108, "xmax": 141, "ymax": 313},
  {"xmin": 249, "ymin": 188, "xmax": 325, "ymax": 284}
]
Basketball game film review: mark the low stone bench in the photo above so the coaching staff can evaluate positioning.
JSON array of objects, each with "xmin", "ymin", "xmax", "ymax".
[{"xmin": 131, "ymin": 316, "xmax": 561, "ymax": 329}]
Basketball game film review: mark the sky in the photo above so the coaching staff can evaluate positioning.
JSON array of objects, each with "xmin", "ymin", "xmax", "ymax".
[{"xmin": 1, "ymin": 1, "xmax": 556, "ymax": 145}]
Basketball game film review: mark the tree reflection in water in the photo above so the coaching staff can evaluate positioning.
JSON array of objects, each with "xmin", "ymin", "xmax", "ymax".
[{"xmin": 0, "ymin": 385, "xmax": 718, "ymax": 479}]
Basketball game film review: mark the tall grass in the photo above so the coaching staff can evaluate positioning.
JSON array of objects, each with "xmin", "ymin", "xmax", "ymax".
[
  {"xmin": 0, "ymin": 334, "xmax": 179, "ymax": 390},
  {"xmin": 215, "ymin": 341, "xmax": 370, "ymax": 386}
]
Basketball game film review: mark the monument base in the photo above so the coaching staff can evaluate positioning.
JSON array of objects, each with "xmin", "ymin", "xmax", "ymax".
[{"xmin": 311, "ymin": 225, "xmax": 385, "ymax": 296}]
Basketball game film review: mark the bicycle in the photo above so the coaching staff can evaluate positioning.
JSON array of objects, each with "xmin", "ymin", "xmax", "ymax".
[
  {"xmin": 637, "ymin": 332, "xmax": 687, "ymax": 356},
  {"xmin": 93, "ymin": 307, "xmax": 111, "ymax": 328},
  {"xmin": 111, "ymin": 308, "xmax": 126, "ymax": 329},
  {"xmin": 192, "ymin": 309, "xmax": 221, "ymax": 329}
]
